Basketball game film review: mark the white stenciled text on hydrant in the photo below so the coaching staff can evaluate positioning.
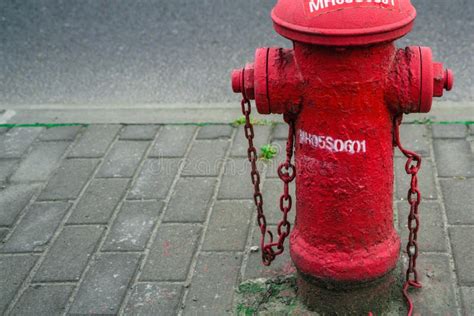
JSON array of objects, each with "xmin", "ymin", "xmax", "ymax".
[
  {"xmin": 309, "ymin": 0, "xmax": 396, "ymax": 14},
  {"xmin": 299, "ymin": 129, "xmax": 367, "ymax": 154}
]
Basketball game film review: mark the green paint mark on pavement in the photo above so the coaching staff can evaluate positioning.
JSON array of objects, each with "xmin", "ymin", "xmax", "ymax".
[
  {"xmin": 0, "ymin": 121, "xmax": 471, "ymax": 130},
  {"xmin": 0, "ymin": 123, "xmax": 87, "ymax": 129},
  {"xmin": 408, "ymin": 120, "xmax": 473, "ymax": 125}
]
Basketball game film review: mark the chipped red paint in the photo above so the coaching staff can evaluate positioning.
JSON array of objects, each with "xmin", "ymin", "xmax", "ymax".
[{"xmin": 231, "ymin": 0, "xmax": 453, "ymax": 287}]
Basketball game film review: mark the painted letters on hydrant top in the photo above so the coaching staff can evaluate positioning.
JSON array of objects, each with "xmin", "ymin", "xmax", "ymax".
[{"xmin": 307, "ymin": 0, "xmax": 397, "ymax": 16}]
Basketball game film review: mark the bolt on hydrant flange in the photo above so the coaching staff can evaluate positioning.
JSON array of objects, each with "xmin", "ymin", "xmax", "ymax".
[{"xmin": 232, "ymin": 0, "xmax": 454, "ymax": 314}]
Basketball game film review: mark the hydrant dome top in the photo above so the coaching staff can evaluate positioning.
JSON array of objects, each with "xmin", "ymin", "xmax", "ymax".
[{"xmin": 271, "ymin": 0, "xmax": 417, "ymax": 46}]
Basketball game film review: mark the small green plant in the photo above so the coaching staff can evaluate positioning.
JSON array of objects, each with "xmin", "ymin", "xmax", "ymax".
[
  {"xmin": 260, "ymin": 144, "xmax": 278, "ymax": 160},
  {"xmin": 231, "ymin": 116, "xmax": 275, "ymax": 127},
  {"xmin": 235, "ymin": 276, "xmax": 299, "ymax": 315},
  {"xmin": 232, "ymin": 116, "xmax": 248, "ymax": 127}
]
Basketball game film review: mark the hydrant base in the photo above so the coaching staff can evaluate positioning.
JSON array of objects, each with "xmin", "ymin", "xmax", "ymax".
[
  {"xmin": 296, "ymin": 269, "xmax": 398, "ymax": 315},
  {"xmin": 290, "ymin": 229, "xmax": 401, "ymax": 282}
]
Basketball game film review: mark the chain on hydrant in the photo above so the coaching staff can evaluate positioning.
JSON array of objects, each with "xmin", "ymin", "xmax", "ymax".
[
  {"xmin": 241, "ymin": 98, "xmax": 296, "ymax": 266},
  {"xmin": 242, "ymin": 100, "xmax": 424, "ymax": 315},
  {"xmin": 394, "ymin": 115, "xmax": 423, "ymax": 316}
]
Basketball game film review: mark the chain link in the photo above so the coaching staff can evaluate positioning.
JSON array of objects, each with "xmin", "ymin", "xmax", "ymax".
[
  {"xmin": 394, "ymin": 114, "xmax": 423, "ymax": 316},
  {"xmin": 240, "ymin": 98, "xmax": 296, "ymax": 266}
]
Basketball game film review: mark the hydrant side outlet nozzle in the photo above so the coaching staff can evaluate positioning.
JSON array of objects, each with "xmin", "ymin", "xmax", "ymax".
[
  {"xmin": 232, "ymin": 48, "xmax": 306, "ymax": 115},
  {"xmin": 384, "ymin": 46, "xmax": 454, "ymax": 113},
  {"xmin": 231, "ymin": 63, "xmax": 255, "ymax": 100},
  {"xmin": 231, "ymin": 69, "xmax": 243, "ymax": 94}
]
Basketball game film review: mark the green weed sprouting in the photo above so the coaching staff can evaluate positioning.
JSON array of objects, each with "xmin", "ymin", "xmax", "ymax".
[{"xmin": 260, "ymin": 144, "xmax": 278, "ymax": 161}]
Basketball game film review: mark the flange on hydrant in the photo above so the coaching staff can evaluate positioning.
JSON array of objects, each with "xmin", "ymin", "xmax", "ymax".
[{"xmin": 232, "ymin": 0, "xmax": 454, "ymax": 314}]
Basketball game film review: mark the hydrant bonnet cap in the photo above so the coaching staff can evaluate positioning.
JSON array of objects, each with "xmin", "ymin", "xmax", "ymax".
[{"xmin": 272, "ymin": 0, "xmax": 417, "ymax": 46}]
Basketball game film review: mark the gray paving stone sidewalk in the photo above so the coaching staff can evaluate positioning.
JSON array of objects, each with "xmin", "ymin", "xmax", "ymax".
[{"xmin": 0, "ymin": 123, "xmax": 472, "ymax": 315}]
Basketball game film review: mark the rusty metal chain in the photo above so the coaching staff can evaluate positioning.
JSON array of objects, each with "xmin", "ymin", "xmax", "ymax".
[
  {"xmin": 394, "ymin": 114, "xmax": 423, "ymax": 316},
  {"xmin": 241, "ymin": 98, "xmax": 296, "ymax": 266}
]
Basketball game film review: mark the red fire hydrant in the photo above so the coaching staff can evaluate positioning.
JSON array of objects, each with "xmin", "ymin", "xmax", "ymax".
[{"xmin": 232, "ymin": 0, "xmax": 453, "ymax": 314}]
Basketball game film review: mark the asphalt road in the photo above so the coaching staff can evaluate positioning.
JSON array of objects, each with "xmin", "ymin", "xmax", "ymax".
[{"xmin": 0, "ymin": 0, "xmax": 472, "ymax": 106}]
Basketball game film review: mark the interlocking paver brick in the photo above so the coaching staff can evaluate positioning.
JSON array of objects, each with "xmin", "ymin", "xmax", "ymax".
[
  {"xmin": 96, "ymin": 141, "xmax": 149, "ymax": 178},
  {"xmin": 1, "ymin": 202, "xmax": 70, "ymax": 252},
  {"xmin": 440, "ymin": 178, "xmax": 474, "ymax": 225},
  {"xmin": 68, "ymin": 125, "xmax": 121, "ymax": 158},
  {"xmin": 140, "ymin": 224, "xmax": 201, "ymax": 281},
  {"xmin": 395, "ymin": 158, "xmax": 437, "ymax": 200},
  {"xmin": 124, "ymin": 284, "xmax": 183, "ymax": 315},
  {"xmin": 69, "ymin": 253, "xmax": 140, "ymax": 315},
  {"xmin": 197, "ymin": 125, "xmax": 233, "ymax": 139},
  {"xmin": 432, "ymin": 124, "xmax": 468, "ymax": 139},
  {"xmin": 461, "ymin": 287, "xmax": 474, "ymax": 314},
  {"xmin": 0, "ymin": 160, "xmax": 17, "ymax": 183},
  {"xmin": 164, "ymin": 177, "xmax": 216, "ymax": 222},
  {"xmin": 395, "ymin": 124, "xmax": 431, "ymax": 157},
  {"xmin": 102, "ymin": 201, "xmax": 163, "ymax": 251},
  {"xmin": 0, "ymin": 128, "xmax": 43, "ymax": 159},
  {"xmin": 449, "ymin": 226, "xmax": 474, "ymax": 285},
  {"xmin": 0, "ymin": 254, "xmax": 38, "ymax": 314},
  {"xmin": 0, "ymin": 122, "xmax": 472, "ymax": 315},
  {"xmin": 11, "ymin": 284, "xmax": 74, "ymax": 316},
  {"xmin": 39, "ymin": 126, "xmax": 81, "ymax": 141},
  {"xmin": 203, "ymin": 200, "xmax": 252, "ymax": 251},
  {"xmin": 244, "ymin": 225, "xmax": 295, "ymax": 280},
  {"xmin": 38, "ymin": 159, "xmax": 99, "ymax": 201},
  {"xmin": 218, "ymin": 158, "xmax": 254, "ymax": 200},
  {"xmin": 10, "ymin": 142, "xmax": 70, "ymax": 182},
  {"xmin": 231, "ymin": 126, "xmax": 272, "ymax": 157},
  {"xmin": 181, "ymin": 140, "xmax": 229, "ymax": 176},
  {"xmin": 434, "ymin": 140, "xmax": 473, "ymax": 178},
  {"xmin": 33, "ymin": 225, "xmax": 104, "ymax": 282},
  {"xmin": 149, "ymin": 126, "xmax": 196, "ymax": 157},
  {"xmin": 184, "ymin": 252, "xmax": 242, "ymax": 315},
  {"xmin": 120, "ymin": 125, "xmax": 160, "ymax": 140},
  {"xmin": 67, "ymin": 178, "xmax": 129, "ymax": 224},
  {"xmin": 128, "ymin": 158, "xmax": 181, "ymax": 200},
  {"xmin": 397, "ymin": 202, "xmax": 448, "ymax": 253},
  {"xmin": 0, "ymin": 184, "xmax": 39, "ymax": 226},
  {"xmin": 273, "ymin": 124, "xmax": 289, "ymax": 140},
  {"xmin": 262, "ymin": 178, "xmax": 296, "ymax": 225},
  {"xmin": 406, "ymin": 254, "xmax": 458, "ymax": 314}
]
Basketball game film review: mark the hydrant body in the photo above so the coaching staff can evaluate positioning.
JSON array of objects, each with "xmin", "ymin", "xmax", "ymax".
[
  {"xmin": 232, "ymin": 0, "xmax": 453, "ymax": 312},
  {"xmin": 290, "ymin": 42, "xmax": 400, "ymax": 283}
]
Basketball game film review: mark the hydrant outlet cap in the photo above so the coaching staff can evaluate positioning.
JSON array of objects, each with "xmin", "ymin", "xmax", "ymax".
[
  {"xmin": 272, "ymin": 0, "xmax": 417, "ymax": 46},
  {"xmin": 231, "ymin": 69, "xmax": 243, "ymax": 94},
  {"xmin": 445, "ymin": 69, "xmax": 454, "ymax": 91}
]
